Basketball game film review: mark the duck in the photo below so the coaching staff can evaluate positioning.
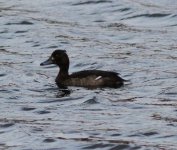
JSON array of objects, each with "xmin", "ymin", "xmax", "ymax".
[{"xmin": 40, "ymin": 50, "xmax": 125, "ymax": 88}]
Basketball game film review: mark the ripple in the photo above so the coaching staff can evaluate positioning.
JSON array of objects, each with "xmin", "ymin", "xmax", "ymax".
[
  {"xmin": 111, "ymin": 133, "xmax": 121, "ymax": 136},
  {"xmin": 121, "ymin": 13, "xmax": 171, "ymax": 20},
  {"xmin": 0, "ymin": 123, "xmax": 15, "ymax": 128},
  {"xmin": 110, "ymin": 144, "xmax": 130, "ymax": 150},
  {"xmin": 118, "ymin": 7, "xmax": 131, "ymax": 12},
  {"xmin": 21, "ymin": 107, "xmax": 36, "ymax": 111},
  {"xmin": 0, "ymin": 30, "xmax": 8, "ymax": 33},
  {"xmin": 32, "ymin": 127, "xmax": 43, "ymax": 132},
  {"xmin": 130, "ymin": 131, "xmax": 159, "ymax": 137},
  {"xmin": 143, "ymin": 131, "xmax": 158, "ymax": 136},
  {"xmin": 43, "ymin": 138, "xmax": 56, "ymax": 143},
  {"xmin": 46, "ymin": 45, "xmax": 58, "ymax": 49},
  {"xmin": 83, "ymin": 143, "xmax": 113, "ymax": 149},
  {"xmin": 5, "ymin": 20, "xmax": 33, "ymax": 25},
  {"xmin": 152, "ymin": 114, "xmax": 177, "ymax": 123},
  {"xmin": 15, "ymin": 30, "xmax": 28, "ymax": 33},
  {"xmin": 32, "ymin": 44, "xmax": 40, "ymax": 47},
  {"xmin": 83, "ymin": 96, "xmax": 99, "ymax": 104},
  {"xmin": 0, "ymin": 73, "xmax": 6, "ymax": 77},
  {"xmin": 36, "ymin": 110, "xmax": 51, "ymax": 114},
  {"xmin": 72, "ymin": 0, "xmax": 112, "ymax": 6}
]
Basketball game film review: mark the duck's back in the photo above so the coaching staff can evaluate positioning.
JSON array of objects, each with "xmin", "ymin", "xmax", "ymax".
[{"xmin": 61, "ymin": 70, "xmax": 124, "ymax": 88}]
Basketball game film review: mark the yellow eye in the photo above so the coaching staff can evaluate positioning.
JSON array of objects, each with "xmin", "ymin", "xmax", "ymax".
[{"xmin": 51, "ymin": 57, "xmax": 55, "ymax": 61}]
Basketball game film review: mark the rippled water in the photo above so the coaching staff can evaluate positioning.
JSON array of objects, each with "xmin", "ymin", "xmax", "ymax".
[{"xmin": 1, "ymin": 0, "xmax": 177, "ymax": 149}]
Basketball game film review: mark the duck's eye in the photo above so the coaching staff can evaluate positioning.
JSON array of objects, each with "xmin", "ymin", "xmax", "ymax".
[{"xmin": 51, "ymin": 57, "xmax": 55, "ymax": 61}]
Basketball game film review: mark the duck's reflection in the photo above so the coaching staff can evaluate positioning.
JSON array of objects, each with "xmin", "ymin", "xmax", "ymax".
[{"xmin": 56, "ymin": 88, "xmax": 71, "ymax": 98}]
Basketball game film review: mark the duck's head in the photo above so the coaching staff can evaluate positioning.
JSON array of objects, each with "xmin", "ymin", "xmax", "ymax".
[{"xmin": 40, "ymin": 50, "xmax": 69, "ymax": 70}]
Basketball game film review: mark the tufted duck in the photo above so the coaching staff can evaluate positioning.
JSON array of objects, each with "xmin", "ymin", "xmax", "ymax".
[{"xmin": 40, "ymin": 50, "xmax": 125, "ymax": 88}]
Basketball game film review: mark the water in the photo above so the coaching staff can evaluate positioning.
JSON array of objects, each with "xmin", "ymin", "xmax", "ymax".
[{"xmin": 1, "ymin": 0, "xmax": 177, "ymax": 149}]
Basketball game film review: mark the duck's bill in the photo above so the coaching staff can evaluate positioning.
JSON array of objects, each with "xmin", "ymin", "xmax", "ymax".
[{"xmin": 40, "ymin": 57, "xmax": 53, "ymax": 66}]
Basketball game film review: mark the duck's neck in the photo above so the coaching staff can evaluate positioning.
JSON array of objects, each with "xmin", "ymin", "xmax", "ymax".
[{"xmin": 56, "ymin": 67, "xmax": 69, "ymax": 81}]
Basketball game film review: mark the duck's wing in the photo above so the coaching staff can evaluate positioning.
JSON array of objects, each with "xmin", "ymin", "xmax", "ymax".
[{"xmin": 70, "ymin": 70, "xmax": 124, "ymax": 81}]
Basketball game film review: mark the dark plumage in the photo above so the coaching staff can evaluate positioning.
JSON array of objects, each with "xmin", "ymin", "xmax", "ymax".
[{"xmin": 40, "ymin": 50, "xmax": 125, "ymax": 88}]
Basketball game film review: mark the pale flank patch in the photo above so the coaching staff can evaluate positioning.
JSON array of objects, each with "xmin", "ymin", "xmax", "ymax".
[{"xmin": 95, "ymin": 76, "xmax": 102, "ymax": 80}]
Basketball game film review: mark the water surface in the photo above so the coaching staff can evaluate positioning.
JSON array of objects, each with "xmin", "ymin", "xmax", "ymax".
[{"xmin": 1, "ymin": 0, "xmax": 177, "ymax": 149}]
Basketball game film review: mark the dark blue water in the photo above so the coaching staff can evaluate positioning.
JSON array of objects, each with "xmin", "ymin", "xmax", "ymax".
[{"xmin": 1, "ymin": 0, "xmax": 177, "ymax": 149}]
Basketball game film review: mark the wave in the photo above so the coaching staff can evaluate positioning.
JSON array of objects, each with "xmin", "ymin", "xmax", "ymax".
[{"xmin": 72, "ymin": 0, "xmax": 112, "ymax": 6}]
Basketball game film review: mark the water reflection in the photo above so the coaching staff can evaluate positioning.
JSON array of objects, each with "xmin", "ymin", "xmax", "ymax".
[{"xmin": 56, "ymin": 88, "xmax": 72, "ymax": 98}]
